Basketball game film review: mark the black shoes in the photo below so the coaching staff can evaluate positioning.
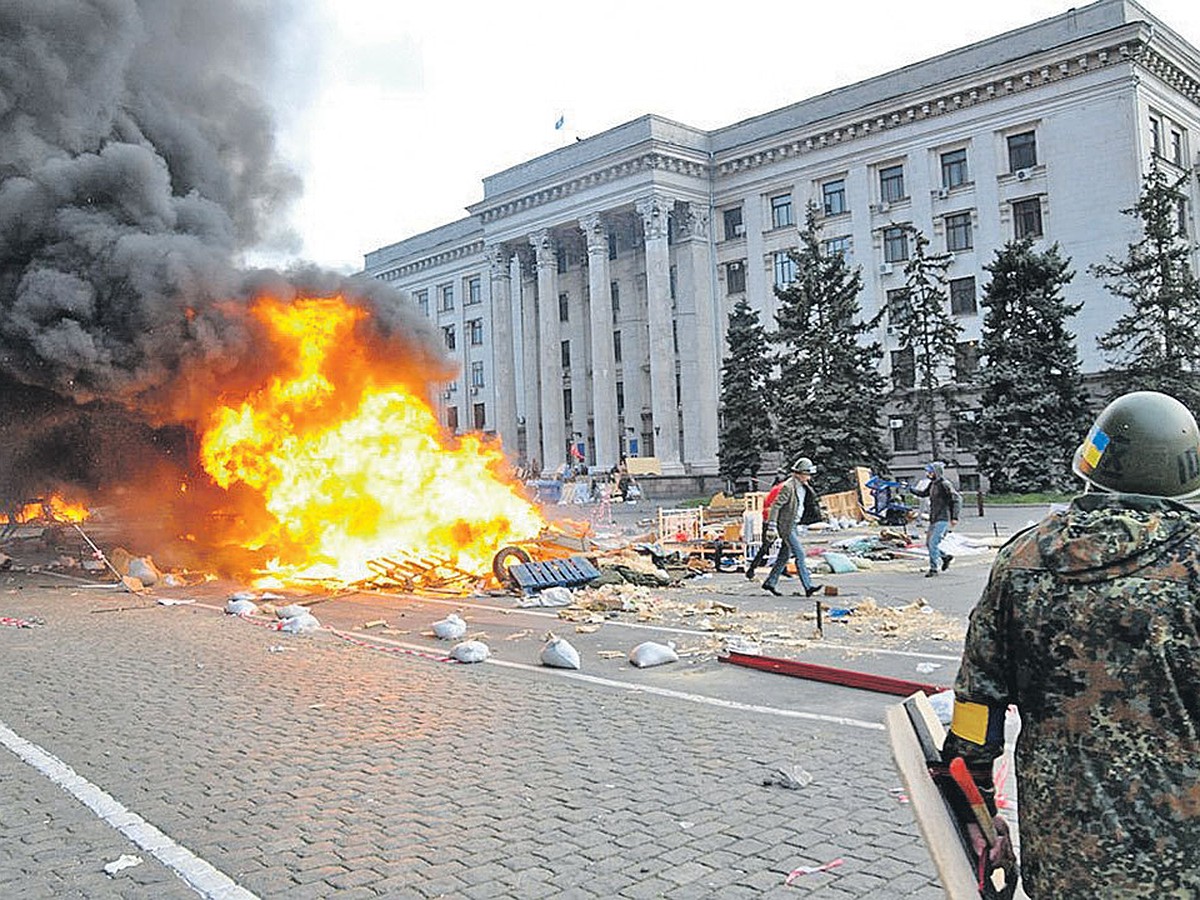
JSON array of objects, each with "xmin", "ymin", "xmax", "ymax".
[
  {"xmin": 925, "ymin": 569, "xmax": 938, "ymax": 578},
  {"xmin": 762, "ymin": 584, "xmax": 783, "ymax": 596},
  {"xmin": 804, "ymin": 585, "xmax": 822, "ymax": 597},
  {"xmin": 941, "ymin": 554, "xmax": 954, "ymax": 572},
  {"xmin": 745, "ymin": 568, "xmax": 756, "ymax": 580}
]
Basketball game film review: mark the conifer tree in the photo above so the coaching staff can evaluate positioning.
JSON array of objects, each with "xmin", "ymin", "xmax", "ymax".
[
  {"xmin": 976, "ymin": 238, "xmax": 1091, "ymax": 492},
  {"xmin": 771, "ymin": 204, "xmax": 888, "ymax": 492},
  {"xmin": 889, "ymin": 227, "xmax": 961, "ymax": 461},
  {"xmin": 718, "ymin": 297, "xmax": 775, "ymax": 491},
  {"xmin": 1092, "ymin": 160, "xmax": 1200, "ymax": 416}
]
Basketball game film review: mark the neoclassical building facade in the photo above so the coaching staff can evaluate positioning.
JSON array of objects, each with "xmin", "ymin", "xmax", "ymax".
[{"xmin": 364, "ymin": 0, "xmax": 1200, "ymax": 486}]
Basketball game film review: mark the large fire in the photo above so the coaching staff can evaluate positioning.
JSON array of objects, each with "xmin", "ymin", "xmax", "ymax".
[
  {"xmin": 0, "ymin": 494, "xmax": 90, "ymax": 525},
  {"xmin": 198, "ymin": 295, "xmax": 545, "ymax": 584}
]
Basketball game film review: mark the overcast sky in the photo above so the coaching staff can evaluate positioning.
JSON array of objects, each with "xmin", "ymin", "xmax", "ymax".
[{"xmin": 264, "ymin": 0, "xmax": 1200, "ymax": 274}]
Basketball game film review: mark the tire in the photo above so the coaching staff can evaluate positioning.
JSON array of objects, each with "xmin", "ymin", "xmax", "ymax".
[{"xmin": 492, "ymin": 545, "xmax": 533, "ymax": 586}]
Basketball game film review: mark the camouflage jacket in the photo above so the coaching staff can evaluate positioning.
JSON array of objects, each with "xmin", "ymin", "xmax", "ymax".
[{"xmin": 947, "ymin": 492, "xmax": 1200, "ymax": 898}]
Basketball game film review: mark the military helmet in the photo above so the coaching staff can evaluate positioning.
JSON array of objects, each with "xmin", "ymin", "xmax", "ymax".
[
  {"xmin": 791, "ymin": 456, "xmax": 817, "ymax": 474},
  {"xmin": 1072, "ymin": 391, "xmax": 1200, "ymax": 499}
]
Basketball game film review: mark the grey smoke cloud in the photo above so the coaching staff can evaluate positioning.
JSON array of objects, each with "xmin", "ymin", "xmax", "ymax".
[{"xmin": 0, "ymin": 0, "xmax": 447, "ymax": 509}]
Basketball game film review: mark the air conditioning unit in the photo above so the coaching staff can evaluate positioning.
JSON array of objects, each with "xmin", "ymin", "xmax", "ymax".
[
  {"xmin": 733, "ymin": 223, "xmax": 746, "ymax": 237},
  {"xmin": 936, "ymin": 187, "xmax": 950, "ymax": 199},
  {"xmin": 879, "ymin": 262, "xmax": 894, "ymax": 275},
  {"xmin": 888, "ymin": 418, "xmax": 905, "ymax": 429},
  {"xmin": 1015, "ymin": 168, "xmax": 1032, "ymax": 181}
]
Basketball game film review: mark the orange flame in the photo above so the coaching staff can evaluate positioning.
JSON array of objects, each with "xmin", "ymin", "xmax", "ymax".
[
  {"xmin": 0, "ymin": 494, "xmax": 91, "ymax": 524},
  {"xmin": 198, "ymin": 295, "xmax": 544, "ymax": 584}
]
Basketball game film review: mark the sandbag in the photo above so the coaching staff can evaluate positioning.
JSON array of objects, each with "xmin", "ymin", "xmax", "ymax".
[
  {"xmin": 450, "ymin": 640, "xmax": 490, "ymax": 663},
  {"xmin": 628, "ymin": 641, "xmax": 678, "ymax": 668},
  {"xmin": 225, "ymin": 597, "xmax": 258, "ymax": 616},
  {"xmin": 279, "ymin": 612, "xmax": 320, "ymax": 633},
  {"xmin": 274, "ymin": 603, "xmax": 309, "ymax": 619},
  {"xmin": 432, "ymin": 613, "xmax": 467, "ymax": 640},
  {"xmin": 540, "ymin": 635, "xmax": 581, "ymax": 670},
  {"xmin": 823, "ymin": 551, "xmax": 857, "ymax": 574}
]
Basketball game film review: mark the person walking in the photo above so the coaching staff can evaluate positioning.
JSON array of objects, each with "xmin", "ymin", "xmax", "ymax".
[
  {"xmin": 761, "ymin": 457, "xmax": 823, "ymax": 597},
  {"xmin": 745, "ymin": 474, "xmax": 785, "ymax": 580},
  {"xmin": 942, "ymin": 391, "xmax": 1200, "ymax": 897},
  {"xmin": 910, "ymin": 460, "xmax": 960, "ymax": 576}
]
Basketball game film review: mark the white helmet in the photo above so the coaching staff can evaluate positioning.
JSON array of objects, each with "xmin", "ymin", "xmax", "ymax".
[{"xmin": 791, "ymin": 457, "xmax": 817, "ymax": 474}]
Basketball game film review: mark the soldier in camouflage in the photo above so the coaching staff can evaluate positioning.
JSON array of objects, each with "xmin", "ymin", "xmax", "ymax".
[{"xmin": 944, "ymin": 391, "xmax": 1200, "ymax": 898}]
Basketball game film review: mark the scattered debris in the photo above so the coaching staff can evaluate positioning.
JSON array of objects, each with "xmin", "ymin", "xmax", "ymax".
[
  {"xmin": 1, "ymin": 616, "xmax": 42, "ymax": 628},
  {"xmin": 516, "ymin": 585, "xmax": 574, "ymax": 607},
  {"xmin": 155, "ymin": 598, "xmax": 195, "ymax": 607},
  {"xmin": 362, "ymin": 619, "xmax": 388, "ymax": 629},
  {"xmin": 785, "ymin": 858, "xmax": 844, "ymax": 885},
  {"xmin": 763, "ymin": 766, "xmax": 813, "ymax": 790},
  {"xmin": 103, "ymin": 854, "xmax": 143, "ymax": 876}
]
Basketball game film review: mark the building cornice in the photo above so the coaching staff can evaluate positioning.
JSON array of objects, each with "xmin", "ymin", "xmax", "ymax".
[
  {"xmin": 716, "ymin": 32, "xmax": 1152, "ymax": 176},
  {"xmin": 377, "ymin": 239, "xmax": 486, "ymax": 281}
]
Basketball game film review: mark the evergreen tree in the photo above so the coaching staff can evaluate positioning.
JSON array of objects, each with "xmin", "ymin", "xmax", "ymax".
[
  {"xmin": 976, "ymin": 239, "xmax": 1091, "ymax": 492},
  {"xmin": 890, "ymin": 227, "xmax": 961, "ymax": 461},
  {"xmin": 717, "ymin": 297, "xmax": 775, "ymax": 490},
  {"xmin": 772, "ymin": 204, "xmax": 888, "ymax": 492},
  {"xmin": 1093, "ymin": 159, "xmax": 1200, "ymax": 415}
]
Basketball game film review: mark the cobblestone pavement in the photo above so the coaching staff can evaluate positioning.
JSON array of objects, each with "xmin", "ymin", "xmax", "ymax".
[{"xmin": 0, "ymin": 571, "xmax": 948, "ymax": 899}]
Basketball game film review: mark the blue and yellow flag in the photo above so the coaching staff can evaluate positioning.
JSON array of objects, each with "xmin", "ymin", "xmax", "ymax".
[{"xmin": 1078, "ymin": 426, "xmax": 1110, "ymax": 472}]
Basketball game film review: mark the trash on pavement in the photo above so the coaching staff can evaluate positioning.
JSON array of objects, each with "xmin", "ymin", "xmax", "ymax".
[
  {"xmin": 225, "ymin": 596, "xmax": 258, "ymax": 616},
  {"xmin": 274, "ymin": 603, "xmax": 309, "ymax": 619},
  {"xmin": 785, "ymin": 858, "xmax": 844, "ymax": 885},
  {"xmin": 628, "ymin": 640, "xmax": 678, "ymax": 668},
  {"xmin": 278, "ymin": 612, "xmax": 320, "ymax": 633},
  {"xmin": 763, "ymin": 766, "xmax": 813, "ymax": 790},
  {"xmin": 822, "ymin": 551, "xmax": 857, "ymax": 574},
  {"xmin": 915, "ymin": 661, "xmax": 944, "ymax": 674},
  {"xmin": 450, "ymin": 640, "xmax": 490, "ymax": 663},
  {"xmin": 432, "ymin": 612, "xmax": 467, "ymax": 640},
  {"xmin": 539, "ymin": 633, "xmax": 581, "ymax": 669},
  {"xmin": 156, "ymin": 598, "xmax": 195, "ymax": 606},
  {"xmin": 516, "ymin": 585, "xmax": 574, "ymax": 607},
  {"xmin": 103, "ymin": 854, "xmax": 143, "ymax": 876}
]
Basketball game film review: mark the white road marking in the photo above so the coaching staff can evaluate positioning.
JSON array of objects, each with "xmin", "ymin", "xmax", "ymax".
[{"xmin": 0, "ymin": 720, "xmax": 259, "ymax": 899}]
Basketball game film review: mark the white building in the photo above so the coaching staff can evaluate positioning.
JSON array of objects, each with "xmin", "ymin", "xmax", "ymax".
[{"xmin": 364, "ymin": 0, "xmax": 1200, "ymax": 490}]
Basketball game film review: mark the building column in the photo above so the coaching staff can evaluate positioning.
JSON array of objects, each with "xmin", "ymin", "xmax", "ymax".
[
  {"xmin": 675, "ymin": 202, "xmax": 720, "ymax": 473},
  {"xmin": 517, "ymin": 247, "xmax": 541, "ymax": 473},
  {"xmin": 484, "ymin": 243, "xmax": 519, "ymax": 457},
  {"xmin": 635, "ymin": 194, "xmax": 682, "ymax": 473},
  {"xmin": 530, "ymin": 229, "xmax": 566, "ymax": 473},
  {"xmin": 579, "ymin": 214, "xmax": 619, "ymax": 471}
]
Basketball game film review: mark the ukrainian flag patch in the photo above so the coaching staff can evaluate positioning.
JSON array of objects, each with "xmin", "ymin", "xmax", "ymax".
[{"xmin": 1079, "ymin": 426, "xmax": 1109, "ymax": 471}]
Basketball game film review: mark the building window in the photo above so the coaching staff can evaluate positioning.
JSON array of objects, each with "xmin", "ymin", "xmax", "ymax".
[
  {"xmin": 1007, "ymin": 131, "xmax": 1037, "ymax": 171},
  {"xmin": 773, "ymin": 251, "xmax": 798, "ymax": 287},
  {"xmin": 883, "ymin": 226, "xmax": 909, "ymax": 263},
  {"xmin": 892, "ymin": 415, "xmax": 918, "ymax": 452},
  {"xmin": 1013, "ymin": 197, "xmax": 1043, "ymax": 239},
  {"xmin": 467, "ymin": 318, "xmax": 483, "ymax": 346},
  {"xmin": 466, "ymin": 277, "xmax": 481, "ymax": 305},
  {"xmin": 770, "ymin": 193, "xmax": 794, "ymax": 229},
  {"xmin": 611, "ymin": 281, "xmax": 620, "ymax": 323},
  {"xmin": 880, "ymin": 164, "xmax": 905, "ymax": 203},
  {"xmin": 563, "ymin": 388, "xmax": 573, "ymax": 419},
  {"xmin": 473, "ymin": 403, "xmax": 486, "ymax": 430},
  {"xmin": 823, "ymin": 179, "xmax": 847, "ymax": 216},
  {"xmin": 823, "ymin": 235, "xmax": 851, "ymax": 258},
  {"xmin": 442, "ymin": 325, "xmax": 456, "ymax": 350},
  {"xmin": 616, "ymin": 381, "xmax": 625, "ymax": 415},
  {"xmin": 949, "ymin": 277, "xmax": 977, "ymax": 315},
  {"xmin": 672, "ymin": 320, "xmax": 679, "ymax": 354},
  {"xmin": 726, "ymin": 261, "xmax": 746, "ymax": 294},
  {"xmin": 723, "ymin": 206, "xmax": 744, "ymax": 240},
  {"xmin": 1151, "ymin": 117, "xmax": 1163, "ymax": 156},
  {"xmin": 470, "ymin": 360, "xmax": 485, "ymax": 388},
  {"xmin": 439, "ymin": 284, "xmax": 454, "ymax": 311},
  {"xmin": 613, "ymin": 331, "xmax": 622, "ymax": 363},
  {"xmin": 957, "ymin": 414, "xmax": 979, "ymax": 453},
  {"xmin": 1178, "ymin": 199, "xmax": 1189, "ymax": 237},
  {"xmin": 607, "ymin": 232, "xmax": 618, "ymax": 260},
  {"xmin": 887, "ymin": 289, "xmax": 911, "ymax": 331},
  {"xmin": 446, "ymin": 406, "xmax": 459, "ymax": 433},
  {"xmin": 556, "ymin": 248, "xmax": 568, "ymax": 274},
  {"xmin": 669, "ymin": 265, "xmax": 677, "ymax": 303},
  {"xmin": 955, "ymin": 341, "xmax": 979, "ymax": 382},
  {"xmin": 415, "ymin": 289, "xmax": 429, "ymax": 316},
  {"xmin": 558, "ymin": 292, "xmax": 569, "ymax": 322},
  {"xmin": 1172, "ymin": 130, "xmax": 1184, "ymax": 166},
  {"xmin": 945, "ymin": 212, "xmax": 973, "ymax": 251},
  {"xmin": 941, "ymin": 148, "xmax": 968, "ymax": 188},
  {"xmin": 561, "ymin": 340, "xmax": 571, "ymax": 369}
]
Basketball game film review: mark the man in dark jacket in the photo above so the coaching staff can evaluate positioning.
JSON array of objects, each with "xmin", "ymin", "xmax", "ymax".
[
  {"xmin": 943, "ymin": 391, "xmax": 1200, "ymax": 898},
  {"xmin": 910, "ymin": 460, "xmax": 961, "ymax": 576},
  {"xmin": 761, "ymin": 457, "xmax": 823, "ymax": 597}
]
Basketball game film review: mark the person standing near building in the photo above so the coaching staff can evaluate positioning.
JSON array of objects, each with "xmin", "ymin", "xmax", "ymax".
[
  {"xmin": 745, "ymin": 474, "xmax": 785, "ymax": 580},
  {"xmin": 761, "ymin": 457, "xmax": 823, "ymax": 597},
  {"xmin": 910, "ymin": 460, "xmax": 960, "ymax": 577},
  {"xmin": 942, "ymin": 391, "xmax": 1200, "ymax": 897}
]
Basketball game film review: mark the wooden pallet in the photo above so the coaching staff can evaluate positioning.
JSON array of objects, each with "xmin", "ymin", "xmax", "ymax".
[{"xmin": 508, "ymin": 555, "xmax": 601, "ymax": 593}]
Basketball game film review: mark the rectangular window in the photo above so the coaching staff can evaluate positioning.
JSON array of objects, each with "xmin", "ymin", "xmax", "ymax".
[
  {"xmin": 1007, "ymin": 131, "xmax": 1037, "ymax": 171},
  {"xmin": 957, "ymin": 414, "xmax": 979, "ymax": 452},
  {"xmin": 669, "ymin": 265, "xmax": 677, "ymax": 303},
  {"xmin": 470, "ymin": 360, "xmax": 485, "ymax": 388},
  {"xmin": 442, "ymin": 325, "xmax": 456, "ymax": 350},
  {"xmin": 466, "ymin": 277, "xmax": 481, "ymax": 305},
  {"xmin": 558, "ymin": 292, "xmax": 569, "ymax": 322},
  {"xmin": 883, "ymin": 226, "xmax": 909, "ymax": 263},
  {"xmin": 955, "ymin": 341, "xmax": 980, "ymax": 382},
  {"xmin": 1151, "ymin": 117, "xmax": 1163, "ymax": 156},
  {"xmin": 560, "ymin": 340, "xmax": 571, "ymax": 369},
  {"xmin": 823, "ymin": 235, "xmax": 851, "ymax": 258},
  {"xmin": 672, "ymin": 320, "xmax": 679, "ymax": 354},
  {"xmin": 726, "ymin": 261, "xmax": 746, "ymax": 294},
  {"xmin": 770, "ymin": 193, "xmax": 794, "ymax": 229},
  {"xmin": 892, "ymin": 415, "xmax": 917, "ymax": 452},
  {"xmin": 446, "ymin": 406, "xmax": 459, "ymax": 433},
  {"xmin": 887, "ymin": 289, "xmax": 911, "ymax": 331},
  {"xmin": 723, "ymin": 206, "xmax": 744, "ymax": 240},
  {"xmin": 439, "ymin": 284, "xmax": 454, "ymax": 311},
  {"xmin": 468, "ymin": 318, "xmax": 483, "ymax": 346},
  {"xmin": 563, "ymin": 388, "xmax": 573, "ymax": 419},
  {"xmin": 556, "ymin": 249, "xmax": 568, "ymax": 274},
  {"xmin": 880, "ymin": 164, "xmax": 905, "ymax": 203},
  {"xmin": 608, "ymin": 330, "xmax": 620, "ymax": 364},
  {"xmin": 607, "ymin": 232, "xmax": 618, "ymax": 260},
  {"xmin": 945, "ymin": 212, "xmax": 973, "ymax": 252},
  {"xmin": 415, "ymin": 289, "xmax": 429, "ymax": 316},
  {"xmin": 773, "ymin": 251, "xmax": 798, "ymax": 287},
  {"xmin": 941, "ymin": 148, "xmax": 968, "ymax": 188},
  {"xmin": 473, "ymin": 403, "xmax": 486, "ymax": 430},
  {"xmin": 822, "ymin": 179, "xmax": 847, "ymax": 216},
  {"xmin": 616, "ymin": 381, "xmax": 625, "ymax": 415},
  {"xmin": 1013, "ymin": 197, "xmax": 1043, "ymax": 239},
  {"xmin": 1179, "ymin": 199, "xmax": 1189, "ymax": 237},
  {"xmin": 1172, "ymin": 130, "xmax": 1184, "ymax": 166},
  {"xmin": 610, "ymin": 281, "xmax": 620, "ymax": 323},
  {"xmin": 949, "ymin": 277, "xmax": 977, "ymax": 315}
]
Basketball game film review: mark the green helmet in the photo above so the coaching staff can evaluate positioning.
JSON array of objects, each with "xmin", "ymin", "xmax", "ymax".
[{"xmin": 1072, "ymin": 391, "xmax": 1200, "ymax": 499}]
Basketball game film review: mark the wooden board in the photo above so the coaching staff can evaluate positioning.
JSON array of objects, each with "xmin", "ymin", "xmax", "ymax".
[{"xmin": 624, "ymin": 456, "xmax": 662, "ymax": 475}]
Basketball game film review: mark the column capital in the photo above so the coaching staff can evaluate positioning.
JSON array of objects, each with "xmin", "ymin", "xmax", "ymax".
[
  {"xmin": 578, "ymin": 214, "xmax": 609, "ymax": 256},
  {"xmin": 677, "ymin": 202, "xmax": 709, "ymax": 240},
  {"xmin": 484, "ymin": 243, "xmax": 512, "ymax": 280},
  {"xmin": 635, "ymin": 194, "xmax": 674, "ymax": 241},
  {"xmin": 529, "ymin": 229, "xmax": 556, "ymax": 268}
]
